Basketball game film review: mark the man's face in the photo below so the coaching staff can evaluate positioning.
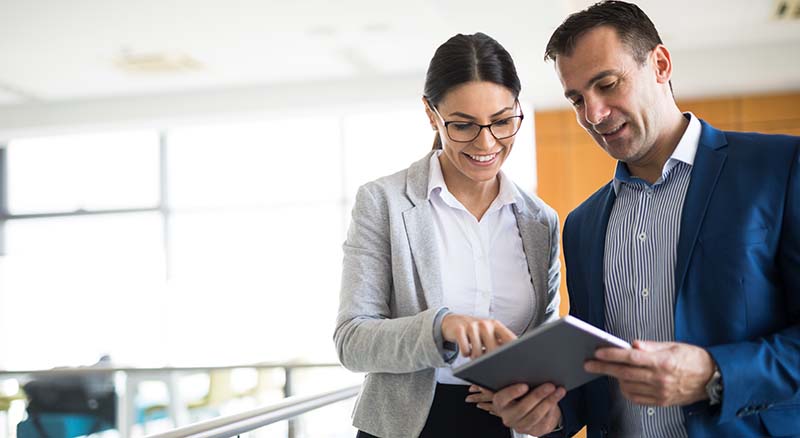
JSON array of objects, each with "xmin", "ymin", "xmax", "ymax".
[{"xmin": 555, "ymin": 26, "xmax": 664, "ymax": 164}]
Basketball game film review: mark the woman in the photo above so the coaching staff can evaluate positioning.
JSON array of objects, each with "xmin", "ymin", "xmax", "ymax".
[{"xmin": 334, "ymin": 32, "xmax": 561, "ymax": 438}]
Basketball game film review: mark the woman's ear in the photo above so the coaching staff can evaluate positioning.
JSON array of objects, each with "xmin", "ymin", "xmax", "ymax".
[{"xmin": 422, "ymin": 96, "xmax": 438, "ymax": 131}]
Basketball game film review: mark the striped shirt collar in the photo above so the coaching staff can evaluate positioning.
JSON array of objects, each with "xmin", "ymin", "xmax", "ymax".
[
  {"xmin": 427, "ymin": 150, "xmax": 521, "ymax": 210},
  {"xmin": 612, "ymin": 112, "xmax": 702, "ymax": 194}
]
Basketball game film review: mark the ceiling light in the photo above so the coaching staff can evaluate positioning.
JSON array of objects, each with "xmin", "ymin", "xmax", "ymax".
[{"xmin": 114, "ymin": 50, "xmax": 203, "ymax": 74}]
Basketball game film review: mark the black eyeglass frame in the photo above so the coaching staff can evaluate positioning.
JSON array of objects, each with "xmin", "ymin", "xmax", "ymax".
[{"xmin": 426, "ymin": 98, "xmax": 525, "ymax": 143}]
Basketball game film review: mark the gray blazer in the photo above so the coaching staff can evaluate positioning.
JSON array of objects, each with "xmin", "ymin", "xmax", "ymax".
[{"xmin": 334, "ymin": 152, "xmax": 561, "ymax": 438}]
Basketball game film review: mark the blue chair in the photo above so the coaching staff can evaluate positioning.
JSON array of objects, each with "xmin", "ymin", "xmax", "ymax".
[{"xmin": 17, "ymin": 413, "xmax": 113, "ymax": 438}]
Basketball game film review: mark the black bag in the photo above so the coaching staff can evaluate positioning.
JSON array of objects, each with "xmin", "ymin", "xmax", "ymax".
[{"xmin": 23, "ymin": 365, "xmax": 116, "ymax": 437}]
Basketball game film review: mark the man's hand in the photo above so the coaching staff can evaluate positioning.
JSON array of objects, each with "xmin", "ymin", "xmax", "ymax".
[
  {"xmin": 585, "ymin": 340, "xmax": 715, "ymax": 406},
  {"xmin": 488, "ymin": 383, "xmax": 565, "ymax": 435}
]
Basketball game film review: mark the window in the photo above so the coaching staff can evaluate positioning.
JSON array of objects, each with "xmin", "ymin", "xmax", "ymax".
[
  {"xmin": 1, "ymin": 131, "xmax": 164, "ymax": 368},
  {"xmin": 167, "ymin": 118, "xmax": 341, "ymax": 208},
  {"xmin": 2, "ymin": 213, "xmax": 166, "ymax": 368},
  {"xmin": 0, "ymin": 102, "xmax": 537, "ymax": 370},
  {"xmin": 7, "ymin": 131, "xmax": 159, "ymax": 214},
  {"xmin": 342, "ymin": 109, "xmax": 433, "ymax": 199}
]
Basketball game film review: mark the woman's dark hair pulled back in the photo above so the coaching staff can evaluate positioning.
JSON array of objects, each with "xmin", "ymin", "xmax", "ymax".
[{"xmin": 423, "ymin": 33, "xmax": 521, "ymax": 150}]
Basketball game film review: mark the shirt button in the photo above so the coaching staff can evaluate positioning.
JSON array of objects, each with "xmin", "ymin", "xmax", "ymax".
[
  {"xmin": 638, "ymin": 232, "xmax": 647, "ymax": 241},
  {"xmin": 647, "ymin": 407, "xmax": 655, "ymax": 416},
  {"xmin": 642, "ymin": 288, "xmax": 649, "ymax": 297}
]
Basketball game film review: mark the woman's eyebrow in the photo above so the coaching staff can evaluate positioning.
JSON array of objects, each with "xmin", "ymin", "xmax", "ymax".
[{"xmin": 447, "ymin": 106, "xmax": 515, "ymax": 119}]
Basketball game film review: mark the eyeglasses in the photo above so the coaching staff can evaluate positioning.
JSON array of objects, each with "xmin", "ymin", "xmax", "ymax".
[{"xmin": 427, "ymin": 99, "xmax": 524, "ymax": 143}]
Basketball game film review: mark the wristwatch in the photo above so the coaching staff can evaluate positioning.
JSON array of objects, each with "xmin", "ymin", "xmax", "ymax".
[{"xmin": 705, "ymin": 365, "xmax": 723, "ymax": 405}]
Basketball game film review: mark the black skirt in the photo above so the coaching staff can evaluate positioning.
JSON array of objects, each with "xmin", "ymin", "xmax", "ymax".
[{"xmin": 356, "ymin": 383, "xmax": 511, "ymax": 438}]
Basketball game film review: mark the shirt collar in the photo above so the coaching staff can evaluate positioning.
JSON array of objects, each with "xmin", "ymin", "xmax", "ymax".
[
  {"xmin": 612, "ymin": 112, "xmax": 701, "ymax": 194},
  {"xmin": 427, "ymin": 150, "xmax": 521, "ymax": 210}
]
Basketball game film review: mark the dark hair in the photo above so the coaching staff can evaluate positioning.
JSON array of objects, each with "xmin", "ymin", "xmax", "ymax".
[
  {"xmin": 544, "ymin": 1, "xmax": 663, "ymax": 64},
  {"xmin": 423, "ymin": 32, "xmax": 521, "ymax": 150}
]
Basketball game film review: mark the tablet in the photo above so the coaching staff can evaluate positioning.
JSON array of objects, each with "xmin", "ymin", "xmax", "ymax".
[{"xmin": 452, "ymin": 315, "xmax": 631, "ymax": 392}]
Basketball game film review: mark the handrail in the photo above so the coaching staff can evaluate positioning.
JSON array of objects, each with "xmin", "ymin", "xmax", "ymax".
[
  {"xmin": 0, "ymin": 362, "xmax": 342, "ymax": 377},
  {"xmin": 0, "ymin": 362, "xmax": 349, "ymax": 438},
  {"xmin": 143, "ymin": 384, "xmax": 361, "ymax": 438}
]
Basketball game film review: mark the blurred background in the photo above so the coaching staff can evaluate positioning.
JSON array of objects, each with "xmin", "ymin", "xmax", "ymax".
[{"xmin": 0, "ymin": 0, "xmax": 798, "ymax": 437}]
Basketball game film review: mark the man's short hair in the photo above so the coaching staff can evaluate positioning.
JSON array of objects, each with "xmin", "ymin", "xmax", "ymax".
[{"xmin": 544, "ymin": 1, "xmax": 663, "ymax": 64}]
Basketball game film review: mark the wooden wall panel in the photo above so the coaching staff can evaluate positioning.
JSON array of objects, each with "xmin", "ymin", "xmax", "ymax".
[
  {"xmin": 568, "ymin": 141, "xmax": 616, "ymax": 207},
  {"xmin": 680, "ymin": 97, "xmax": 740, "ymax": 131},
  {"xmin": 740, "ymin": 92, "xmax": 800, "ymax": 124},
  {"xmin": 534, "ymin": 150, "xmax": 570, "ymax": 317},
  {"xmin": 534, "ymin": 110, "xmax": 573, "ymax": 140}
]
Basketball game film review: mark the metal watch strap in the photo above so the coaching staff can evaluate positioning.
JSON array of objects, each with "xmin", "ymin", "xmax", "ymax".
[{"xmin": 705, "ymin": 365, "xmax": 723, "ymax": 405}]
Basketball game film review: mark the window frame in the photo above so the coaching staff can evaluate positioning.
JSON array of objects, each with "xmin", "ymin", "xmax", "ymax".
[{"xmin": 0, "ymin": 135, "xmax": 170, "ymax": 266}]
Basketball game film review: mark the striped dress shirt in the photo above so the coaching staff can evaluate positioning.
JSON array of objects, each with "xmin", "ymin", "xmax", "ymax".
[{"xmin": 603, "ymin": 114, "xmax": 701, "ymax": 438}]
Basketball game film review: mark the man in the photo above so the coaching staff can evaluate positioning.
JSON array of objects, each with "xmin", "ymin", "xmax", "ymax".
[{"xmin": 485, "ymin": 1, "xmax": 800, "ymax": 437}]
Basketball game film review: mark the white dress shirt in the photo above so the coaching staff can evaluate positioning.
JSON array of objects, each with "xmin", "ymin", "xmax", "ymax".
[{"xmin": 427, "ymin": 151, "xmax": 535, "ymax": 384}]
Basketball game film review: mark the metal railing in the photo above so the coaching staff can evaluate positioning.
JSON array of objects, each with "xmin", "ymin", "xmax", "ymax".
[
  {"xmin": 0, "ymin": 362, "xmax": 350, "ymax": 438},
  {"xmin": 143, "ymin": 384, "xmax": 361, "ymax": 438}
]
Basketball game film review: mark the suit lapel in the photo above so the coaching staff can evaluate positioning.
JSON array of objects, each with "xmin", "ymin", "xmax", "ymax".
[
  {"xmin": 588, "ymin": 185, "xmax": 617, "ymax": 327},
  {"xmin": 675, "ymin": 121, "xmax": 728, "ymax": 295},
  {"xmin": 403, "ymin": 152, "xmax": 443, "ymax": 309},
  {"xmin": 586, "ymin": 185, "xmax": 618, "ymax": 420}
]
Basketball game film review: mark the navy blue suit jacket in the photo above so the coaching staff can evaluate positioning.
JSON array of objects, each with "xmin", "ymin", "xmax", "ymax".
[{"xmin": 555, "ymin": 121, "xmax": 800, "ymax": 437}]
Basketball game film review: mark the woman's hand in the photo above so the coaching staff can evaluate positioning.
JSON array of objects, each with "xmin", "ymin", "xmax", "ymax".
[
  {"xmin": 491, "ymin": 383, "xmax": 565, "ymax": 436},
  {"xmin": 466, "ymin": 385, "xmax": 497, "ymax": 413},
  {"xmin": 441, "ymin": 314, "xmax": 517, "ymax": 359}
]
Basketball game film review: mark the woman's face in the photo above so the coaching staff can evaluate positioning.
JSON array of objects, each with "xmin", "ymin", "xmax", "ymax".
[{"xmin": 425, "ymin": 81, "xmax": 519, "ymax": 188}]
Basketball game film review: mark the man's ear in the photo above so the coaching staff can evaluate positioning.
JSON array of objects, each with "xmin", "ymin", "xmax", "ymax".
[
  {"xmin": 422, "ymin": 96, "xmax": 438, "ymax": 130},
  {"xmin": 651, "ymin": 44, "xmax": 673, "ymax": 85}
]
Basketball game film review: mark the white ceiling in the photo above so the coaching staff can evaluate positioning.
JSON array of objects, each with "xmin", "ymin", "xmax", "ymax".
[{"xmin": 0, "ymin": 0, "xmax": 799, "ymax": 135}]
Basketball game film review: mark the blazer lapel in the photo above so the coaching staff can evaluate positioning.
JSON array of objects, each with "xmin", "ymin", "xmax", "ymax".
[
  {"xmin": 513, "ymin": 204, "xmax": 549, "ymax": 329},
  {"xmin": 588, "ymin": 185, "xmax": 617, "ymax": 327},
  {"xmin": 675, "ymin": 121, "xmax": 728, "ymax": 295},
  {"xmin": 402, "ymin": 152, "xmax": 443, "ymax": 309}
]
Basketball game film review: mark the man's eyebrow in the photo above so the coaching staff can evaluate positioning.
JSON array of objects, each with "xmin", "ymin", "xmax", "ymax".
[{"xmin": 563, "ymin": 70, "xmax": 617, "ymax": 98}]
